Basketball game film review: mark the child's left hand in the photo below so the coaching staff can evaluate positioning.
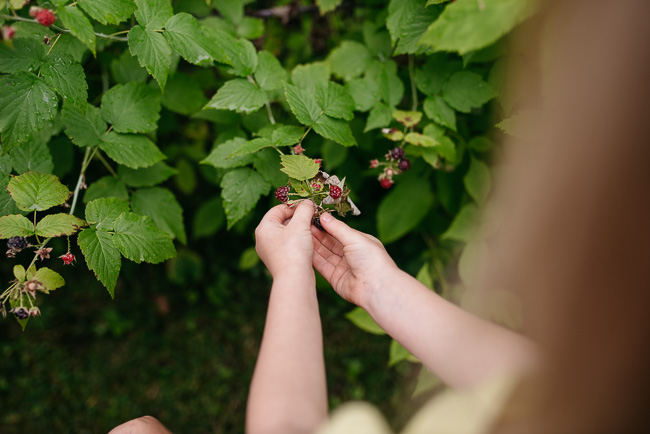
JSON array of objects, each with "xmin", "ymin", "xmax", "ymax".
[{"xmin": 255, "ymin": 200, "xmax": 315, "ymax": 279}]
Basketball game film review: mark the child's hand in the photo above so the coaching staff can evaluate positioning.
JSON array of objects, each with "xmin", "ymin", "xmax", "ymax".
[
  {"xmin": 255, "ymin": 200, "xmax": 315, "ymax": 279},
  {"xmin": 311, "ymin": 213, "xmax": 399, "ymax": 308}
]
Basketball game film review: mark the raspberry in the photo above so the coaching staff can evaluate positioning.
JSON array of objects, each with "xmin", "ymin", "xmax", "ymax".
[
  {"xmin": 29, "ymin": 6, "xmax": 42, "ymax": 18},
  {"xmin": 2, "ymin": 26, "xmax": 16, "ymax": 40},
  {"xmin": 275, "ymin": 186, "xmax": 289, "ymax": 203},
  {"xmin": 36, "ymin": 9, "xmax": 56, "ymax": 27},
  {"xmin": 311, "ymin": 181, "xmax": 323, "ymax": 192},
  {"xmin": 293, "ymin": 144, "xmax": 305, "ymax": 154},
  {"xmin": 313, "ymin": 159, "xmax": 322, "ymax": 167},
  {"xmin": 399, "ymin": 159, "xmax": 411, "ymax": 171},
  {"xmin": 329, "ymin": 185, "xmax": 342, "ymax": 200},
  {"xmin": 370, "ymin": 159, "xmax": 379, "ymax": 169},
  {"xmin": 7, "ymin": 236, "xmax": 28, "ymax": 252},
  {"xmin": 390, "ymin": 147, "xmax": 405, "ymax": 160},
  {"xmin": 312, "ymin": 217, "xmax": 325, "ymax": 232},
  {"xmin": 11, "ymin": 307, "xmax": 29, "ymax": 320},
  {"xmin": 380, "ymin": 178, "xmax": 393, "ymax": 189},
  {"xmin": 60, "ymin": 252, "xmax": 75, "ymax": 265}
]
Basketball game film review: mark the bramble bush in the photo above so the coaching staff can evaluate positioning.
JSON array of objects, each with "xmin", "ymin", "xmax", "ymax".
[{"xmin": 0, "ymin": 0, "xmax": 533, "ymax": 392}]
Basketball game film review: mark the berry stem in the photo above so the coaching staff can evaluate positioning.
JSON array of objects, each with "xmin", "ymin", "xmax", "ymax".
[{"xmin": 408, "ymin": 55, "xmax": 418, "ymax": 112}]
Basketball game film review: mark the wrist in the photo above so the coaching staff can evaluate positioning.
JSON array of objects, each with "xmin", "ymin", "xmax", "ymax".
[
  {"xmin": 272, "ymin": 268, "xmax": 316, "ymax": 288},
  {"xmin": 363, "ymin": 268, "xmax": 409, "ymax": 315}
]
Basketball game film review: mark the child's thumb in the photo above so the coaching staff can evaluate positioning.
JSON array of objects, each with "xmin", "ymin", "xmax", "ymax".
[{"xmin": 319, "ymin": 213, "xmax": 362, "ymax": 245}]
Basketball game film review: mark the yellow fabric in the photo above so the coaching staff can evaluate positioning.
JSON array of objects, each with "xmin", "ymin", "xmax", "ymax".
[{"xmin": 316, "ymin": 375, "xmax": 517, "ymax": 434}]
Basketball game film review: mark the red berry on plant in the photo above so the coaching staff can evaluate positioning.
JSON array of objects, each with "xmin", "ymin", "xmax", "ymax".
[
  {"xmin": 60, "ymin": 252, "xmax": 75, "ymax": 265},
  {"xmin": 370, "ymin": 159, "xmax": 379, "ymax": 169},
  {"xmin": 275, "ymin": 186, "xmax": 290, "ymax": 203},
  {"xmin": 2, "ymin": 26, "xmax": 16, "ymax": 40},
  {"xmin": 29, "ymin": 6, "xmax": 42, "ymax": 18},
  {"xmin": 399, "ymin": 159, "xmax": 411, "ymax": 171},
  {"xmin": 36, "ymin": 9, "xmax": 56, "ymax": 27},
  {"xmin": 380, "ymin": 178, "xmax": 393, "ymax": 189},
  {"xmin": 329, "ymin": 185, "xmax": 342, "ymax": 200},
  {"xmin": 293, "ymin": 144, "xmax": 305, "ymax": 154},
  {"xmin": 314, "ymin": 159, "xmax": 322, "ymax": 167}
]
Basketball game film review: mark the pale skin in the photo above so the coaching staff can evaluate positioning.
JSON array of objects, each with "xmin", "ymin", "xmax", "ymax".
[{"xmin": 111, "ymin": 200, "xmax": 536, "ymax": 434}]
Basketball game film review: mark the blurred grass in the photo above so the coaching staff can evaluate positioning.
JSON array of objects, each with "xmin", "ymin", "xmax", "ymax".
[{"xmin": 0, "ymin": 239, "xmax": 423, "ymax": 433}]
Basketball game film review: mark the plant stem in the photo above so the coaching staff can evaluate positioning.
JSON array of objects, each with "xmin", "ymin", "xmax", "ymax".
[
  {"xmin": 265, "ymin": 100, "xmax": 276, "ymax": 125},
  {"xmin": 46, "ymin": 33, "xmax": 62, "ymax": 56},
  {"xmin": 95, "ymin": 151, "xmax": 118, "ymax": 177},
  {"xmin": 408, "ymin": 55, "xmax": 418, "ymax": 111},
  {"xmin": 0, "ymin": 15, "xmax": 129, "ymax": 41},
  {"xmin": 299, "ymin": 126, "xmax": 312, "ymax": 144}
]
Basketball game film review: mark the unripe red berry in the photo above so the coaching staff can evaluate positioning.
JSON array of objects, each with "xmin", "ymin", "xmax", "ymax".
[
  {"xmin": 36, "ymin": 9, "xmax": 56, "ymax": 27},
  {"xmin": 399, "ymin": 158, "xmax": 411, "ymax": 171},
  {"xmin": 275, "ymin": 186, "xmax": 290, "ymax": 203},
  {"xmin": 59, "ymin": 252, "xmax": 75, "ymax": 265},
  {"xmin": 2, "ymin": 26, "xmax": 16, "ymax": 40},
  {"xmin": 314, "ymin": 159, "xmax": 322, "ymax": 167},
  {"xmin": 380, "ymin": 178, "xmax": 393, "ymax": 189},
  {"xmin": 370, "ymin": 159, "xmax": 379, "ymax": 169},
  {"xmin": 293, "ymin": 144, "xmax": 305, "ymax": 154},
  {"xmin": 329, "ymin": 185, "xmax": 342, "ymax": 200}
]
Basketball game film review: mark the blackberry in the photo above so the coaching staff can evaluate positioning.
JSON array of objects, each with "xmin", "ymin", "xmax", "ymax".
[
  {"xmin": 329, "ymin": 185, "xmax": 342, "ymax": 200},
  {"xmin": 12, "ymin": 307, "xmax": 29, "ymax": 320},
  {"xmin": 7, "ymin": 236, "xmax": 28, "ymax": 252},
  {"xmin": 390, "ymin": 147, "xmax": 405, "ymax": 160},
  {"xmin": 399, "ymin": 158, "xmax": 411, "ymax": 171},
  {"xmin": 275, "ymin": 186, "xmax": 290, "ymax": 203},
  {"xmin": 312, "ymin": 217, "xmax": 325, "ymax": 232}
]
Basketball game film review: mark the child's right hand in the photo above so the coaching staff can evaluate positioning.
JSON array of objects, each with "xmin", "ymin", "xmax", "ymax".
[{"xmin": 311, "ymin": 213, "xmax": 399, "ymax": 309}]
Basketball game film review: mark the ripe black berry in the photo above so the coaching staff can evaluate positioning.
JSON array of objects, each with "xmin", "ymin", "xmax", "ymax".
[
  {"xmin": 399, "ymin": 158, "xmax": 411, "ymax": 171},
  {"xmin": 312, "ymin": 217, "xmax": 325, "ymax": 232},
  {"xmin": 329, "ymin": 185, "xmax": 342, "ymax": 200},
  {"xmin": 7, "ymin": 236, "xmax": 28, "ymax": 251},
  {"xmin": 390, "ymin": 147, "xmax": 405, "ymax": 160},
  {"xmin": 12, "ymin": 307, "xmax": 29, "ymax": 320},
  {"xmin": 275, "ymin": 186, "xmax": 289, "ymax": 203}
]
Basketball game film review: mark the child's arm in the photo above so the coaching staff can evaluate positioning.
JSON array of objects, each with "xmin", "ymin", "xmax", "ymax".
[
  {"xmin": 247, "ymin": 201, "xmax": 328, "ymax": 434},
  {"xmin": 312, "ymin": 213, "xmax": 537, "ymax": 389}
]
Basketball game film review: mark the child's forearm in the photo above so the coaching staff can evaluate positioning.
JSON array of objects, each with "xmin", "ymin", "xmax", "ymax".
[
  {"xmin": 365, "ymin": 270, "xmax": 538, "ymax": 389},
  {"xmin": 246, "ymin": 272, "xmax": 328, "ymax": 434}
]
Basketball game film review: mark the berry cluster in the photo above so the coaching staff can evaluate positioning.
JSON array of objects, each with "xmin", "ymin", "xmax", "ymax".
[
  {"xmin": 29, "ymin": 7, "xmax": 56, "ymax": 27},
  {"xmin": 369, "ymin": 143, "xmax": 411, "ymax": 189},
  {"xmin": 6, "ymin": 236, "xmax": 28, "ymax": 258}
]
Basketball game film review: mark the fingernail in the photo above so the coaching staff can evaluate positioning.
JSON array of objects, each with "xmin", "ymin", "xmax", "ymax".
[{"xmin": 321, "ymin": 213, "xmax": 332, "ymax": 222}]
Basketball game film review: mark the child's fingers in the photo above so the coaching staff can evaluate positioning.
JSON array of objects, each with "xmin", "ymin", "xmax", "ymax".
[
  {"xmin": 260, "ymin": 204, "xmax": 296, "ymax": 226},
  {"xmin": 319, "ymin": 213, "xmax": 365, "ymax": 246},
  {"xmin": 311, "ymin": 225, "xmax": 345, "ymax": 256},
  {"xmin": 313, "ymin": 236, "xmax": 344, "ymax": 268},
  {"xmin": 288, "ymin": 200, "xmax": 314, "ymax": 229}
]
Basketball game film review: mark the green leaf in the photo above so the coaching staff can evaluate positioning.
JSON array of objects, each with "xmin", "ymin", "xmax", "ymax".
[
  {"xmin": 201, "ymin": 137, "xmax": 255, "ymax": 169},
  {"xmin": 284, "ymin": 83, "xmax": 321, "ymax": 126},
  {"xmin": 10, "ymin": 132, "xmax": 54, "ymax": 174},
  {"xmin": 441, "ymin": 71, "xmax": 496, "ymax": 113},
  {"xmin": 346, "ymin": 77, "xmax": 380, "ymax": 112},
  {"xmin": 416, "ymin": 263, "xmax": 434, "ymax": 290},
  {"xmin": 377, "ymin": 176, "xmax": 434, "ymax": 243},
  {"xmin": 209, "ymin": 29, "xmax": 255, "ymax": 75},
  {"xmin": 164, "ymin": 13, "xmax": 228, "ymax": 65},
  {"xmin": 7, "ymin": 172, "xmax": 70, "ymax": 212},
  {"xmin": 404, "ymin": 132, "xmax": 437, "ymax": 147},
  {"xmin": 392, "ymin": 110, "xmax": 422, "ymax": 127},
  {"xmin": 316, "ymin": 0, "xmax": 342, "ymax": 14},
  {"xmin": 394, "ymin": 3, "xmax": 440, "ymax": 55},
  {"xmin": 221, "ymin": 168, "xmax": 271, "ymax": 229},
  {"xmin": 77, "ymin": 0, "xmax": 136, "ymax": 25},
  {"xmin": 253, "ymin": 149, "xmax": 288, "ymax": 188},
  {"xmin": 56, "ymin": 5, "xmax": 96, "ymax": 55},
  {"xmin": 314, "ymin": 82, "xmax": 355, "ymax": 121},
  {"xmin": 41, "ymin": 54, "xmax": 88, "ymax": 110},
  {"xmin": 389, "ymin": 339, "xmax": 418, "ymax": 366},
  {"xmin": 117, "ymin": 161, "xmax": 177, "ymax": 187},
  {"xmin": 280, "ymin": 155, "xmax": 319, "ymax": 181},
  {"xmin": 131, "ymin": 187, "xmax": 186, "ymax": 244},
  {"xmin": 128, "ymin": 25, "xmax": 172, "ymax": 91},
  {"xmin": 35, "ymin": 213, "xmax": 86, "ymax": 237},
  {"xmin": 62, "ymin": 102, "xmax": 107, "ymax": 147},
  {"xmin": 415, "ymin": 54, "xmax": 462, "ymax": 96},
  {"xmin": 78, "ymin": 227, "xmax": 121, "ymax": 296},
  {"xmin": 0, "ymin": 72, "xmax": 58, "ymax": 153},
  {"xmin": 345, "ymin": 307, "xmax": 385, "ymax": 335},
  {"xmin": 238, "ymin": 246, "xmax": 259, "ymax": 270},
  {"xmin": 367, "ymin": 60, "xmax": 404, "ymax": 107},
  {"xmin": 237, "ymin": 17, "xmax": 264, "ymax": 40},
  {"xmin": 328, "ymin": 41, "xmax": 372, "ymax": 81},
  {"xmin": 271, "ymin": 125, "xmax": 305, "ymax": 147},
  {"xmin": 14, "ymin": 265, "xmax": 26, "ymax": 283},
  {"xmin": 134, "ymin": 0, "xmax": 172, "ymax": 29},
  {"xmin": 0, "ymin": 215, "xmax": 34, "ymax": 238},
  {"xmin": 226, "ymin": 137, "xmax": 273, "ymax": 159},
  {"xmin": 291, "ymin": 62, "xmax": 330, "ymax": 92},
  {"xmin": 113, "ymin": 212, "xmax": 176, "ymax": 264},
  {"xmin": 423, "ymin": 95, "xmax": 457, "ymax": 131},
  {"xmin": 162, "ymin": 72, "xmax": 207, "ymax": 115},
  {"xmin": 419, "ymin": 0, "xmax": 536, "ymax": 54},
  {"xmin": 49, "ymin": 33, "xmax": 88, "ymax": 63},
  {"xmin": 464, "ymin": 157, "xmax": 491, "ymax": 204},
  {"xmin": 111, "ymin": 49, "xmax": 148, "ymax": 84},
  {"xmin": 364, "ymin": 103, "xmax": 393, "ymax": 132},
  {"xmin": 193, "ymin": 196, "xmax": 225, "ymax": 240},
  {"xmin": 0, "ymin": 174, "xmax": 22, "ymax": 216},
  {"xmin": 32, "ymin": 267, "xmax": 65, "ymax": 292},
  {"xmin": 441, "ymin": 203, "xmax": 479, "ymax": 242},
  {"xmin": 85, "ymin": 197, "xmax": 130, "ymax": 230},
  {"xmin": 99, "ymin": 132, "xmax": 166, "ymax": 169},
  {"xmin": 312, "ymin": 115, "xmax": 357, "ymax": 147},
  {"xmin": 387, "ymin": 0, "xmax": 423, "ymax": 45},
  {"xmin": 0, "ymin": 38, "xmax": 46, "ymax": 73},
  {"xmin": 205, "ymin": 78, "xmax": 266, "ymax": 114},
  {"xmin": 101, "ymin": 82, "xmax": 161, "ymax": 133},
  {"xmin": 254, "ymin": 51, "xmax": 287, "ymax": 91},
  {"xmin": 83, "ymin": 176, "xmax": 129, "ymax": 203}
]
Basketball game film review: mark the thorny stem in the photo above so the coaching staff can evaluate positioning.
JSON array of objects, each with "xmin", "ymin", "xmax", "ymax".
[
  {"xmin": 0, "ymin": 15, "xmax": 129, "ymax": 41},
  {"xmin": 408, "ymin": 55, "xmax": 418, "ymax": 112}
]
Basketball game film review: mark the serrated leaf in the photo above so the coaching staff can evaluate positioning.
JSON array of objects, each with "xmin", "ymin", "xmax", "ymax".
[
  {"xmin": 316, "ymin": 0, "xmax": 342, "ymax": 14},
  {"xmin": 128, "ymin": 25, "xmax": 172, "ymax": 91},
  {"xmin": 0, "ymin": 72, "xmax": 58, "ymax": 153},
  {"xmin": 0, "ymin": 215, "xmax": 34, "ymax": 238},
  {"xmin": 113, "ymin": 212, "xmax": 176, "ymax": 264},
  {"xmin": 206, "ymin": 28, "xmax": 255, "ymax": 75},
  {"xmin": 464, "ymin": 157, "xmax": 491, "ymax": 204},
  {"xmin": 164, "ymin": 13, "xmax": 228, "ymax": 65},
  {"xmin": 387, "ymin": 0, "xmax": 423, "ymax": 45},
  {"xmin": 41, "ymin": 54, "xmax": 88, "ymax": 110},
  {"xmin": 392, "ymin": 110, "xmax": 422, "ymax": 127},
  {"xmin": 56, "ymin": 5, "xmax": 96, "ymax": 55},
  {"xmin": 345, "ymin": 307, "xmax": 385, "ymax": 335},
  {"xmin": 0, "ymin": 174, "xmax": 21, "ymax": 216},
  {"xmin": 78, "ymin": 227, "xmax": 121, "ymax": 296},
  {"xmin": 62, "ymin": 102, "xmax": 107, "ymax": 147},
  {"xmin": 271, "ymin": 125, "xmax": 305, "ymax": 147},
  {"xmin": 162, "ymin": 72, "xmax": 207, "ymax": 115},
  {"xmin": 226, "ymin": 137, "xmax": 273, "ymax": 159},
  {"xmin": 7, "ymin": 172, "xmax": 70, "ymax": 212},
  {"xmin": 49, "ymin": 33, "xmax": 88, "ymax": 63},
  {"xmin": 101, "ymin": 82, "xmax": 161, "ymax": 133},
  {"xmin": 99, "ymin": 131, "xmax": 165, "ymax": 169},
  {"xmin": 205, "ymin": 78, "xmax": 266, "ymax": 114},
  {"xmin": 404, "ymin": 132, "xmax": 437, "ymax": 147},
  {"xmin": 33, "ymin": 267, "xmax": 64, "ymax": 292},
  {"xmin": 364, "ymin": 103, "xmax": 392, "ymax": 132},
  {"xmin": 111, "ymin": 49, "xmax": 148, "ymax": 84},
  {"xmin": 77, "ymin": 0, "xmax": 136, "ymax": 25},
  {"xmin": 134, "ymin": 0, "xmax": 173, "ymax": 29},
  {"xmin": 346, "ymin": 77, "xmax": 380, "ymax": 112},
  {"xmin": 291, "ymin": 62, "xmax": 330, "ymax": 92},
  {"xmin": 85, "ymin": 197, "xmax": 130, "ymax": 230},
  {"xmin": 117, "ymin": 161, "xmax": 177, "ymax": 187},
  {"xmin": 419, "ymin": 0, "xmax": 536, "ymax": 54},
  {"xmin": 131, "ymin": 187, "xmax": 186, "ymax": 244},
  {"xmin": 14, "ymin": 265, "xmax": 26, "ymax": 283},
  {"xmin": 193, "ymin": 196, "xmax": 224, "ymax": 240},
  {"xmin": 312, "ymin": 115, "xmax": 357, "ymax": 147},
  {"xmin": 328, "ymin": 41, "xmax": 372, "ymax": 81},
  {"xmin": 367, "ymin": 60, "xmax": 404, "ymax": 107},
  {"xmin": 283, "ymin": 83, "xmax": 321, "ymax": 126},
  {"xmin": 221, "ymin": 168, "xmax": 270, "ymax": 229},
  {"xmin": 423, "ymin": 95, "xmax": 457, "ymax": 131},
  {"xmin": 83, "ymin": 176, "xmax": 129, "ymax": 203},
  {"xmin": 279, "ymin": 155, "xmax": 319, "ymax": 181},
  {"xmin": 415, "ymin": 54, "xmax": 462, "ymax": 97},
  {"xmin": 10, "ymin": 131, "xmax": 54, "ymax": 174},
  {"xmin": 34, "ymin": 213, "xmax": 86, "ymax": 237},
  {"xmin": 201, "ymin": 137, "xmax": 255, "ymax": 169},
  {"xmin": 0, "ymin": 38, "xmax": 46, "ymax": 73},
  {"xmin": 441, "ymin": 203, "xmax": 479, "ymax": 242},
  {"xmin": 442, "ymin": 71, "xmax": 496, "ymax": 113},
  {"xmin": 253, "ymin": 149, "xmax": 288, "ymax": 188},
  {"xmin": 377, "ymin": 176, "xmax": 434, "ymax": 243},
  {"xmin": 314, "ymin": 82, "xmax": 355, "ymax": 121},
  {"xmin": 254, "ymin": 51, "xmax": 287, "ymax": 91},
  {"xmin": 394, "ymin": 3, "xmax": 440, "ymax": 55}
]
